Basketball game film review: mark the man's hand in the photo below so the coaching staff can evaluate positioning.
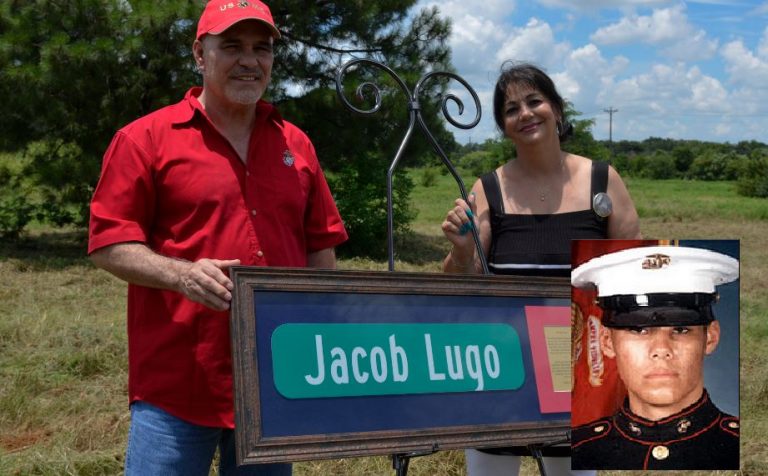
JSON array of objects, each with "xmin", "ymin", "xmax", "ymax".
[
  {"xmin": 178, "ymin": 259, "xmax": 241, "ymax": 311},
  {"xmin": 90, "ymin": 243, "xmax": 242, "ymax": 312}
]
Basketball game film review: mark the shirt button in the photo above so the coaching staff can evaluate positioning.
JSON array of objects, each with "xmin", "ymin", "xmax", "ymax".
[
  {"xmin": 251, "ymin": 209, "xmax": 257, "ymax": 216},
  {"xmin": 246, "ymin": 171, "xmax": 251, "ymax": 176},
  {"xmin": 257, "ymin": 251, "xmax": 264, "ymax": 258}
]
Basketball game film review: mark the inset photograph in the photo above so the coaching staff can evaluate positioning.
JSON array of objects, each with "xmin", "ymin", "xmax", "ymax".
[{"xmin": 570, "ymin": 240, "xmax": 739, "ymax": 471}]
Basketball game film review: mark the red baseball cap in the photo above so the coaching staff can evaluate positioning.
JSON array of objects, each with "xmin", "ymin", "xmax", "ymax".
[{"xmin": 196, "ymin": 0, "xmax": 280, "ymax": 40}]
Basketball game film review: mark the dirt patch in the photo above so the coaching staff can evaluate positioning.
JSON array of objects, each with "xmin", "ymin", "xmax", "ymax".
[{"xmin": 0, "ymin": 428, "xmax": 51, "ymax": 452}]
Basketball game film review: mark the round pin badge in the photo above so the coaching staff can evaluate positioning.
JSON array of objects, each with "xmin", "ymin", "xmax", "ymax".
[
  {"xmin": 592, "ymin": 192, "xmax": 613, "ymax": 218},
  {"xmin": 282, "ymin": 150, "xmax": 295, "ymax": 167}
]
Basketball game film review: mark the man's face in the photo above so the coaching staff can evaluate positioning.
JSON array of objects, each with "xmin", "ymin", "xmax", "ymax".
[
  {"xmin": 193, "ymin": 20, "xmax": 274, "ymax": 108},
  {"xmin": 601, "ymin": 322, "xmax": 720, "ymax": 420}
]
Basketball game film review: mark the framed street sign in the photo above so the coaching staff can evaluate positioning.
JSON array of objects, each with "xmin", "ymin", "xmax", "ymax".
[{"xmin": 230, "ymin": 267, "xmax": 572, "ymax": 464}]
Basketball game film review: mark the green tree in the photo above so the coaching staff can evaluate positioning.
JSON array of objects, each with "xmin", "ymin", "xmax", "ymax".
[
  {"xmin": 562, "ymin": 103, "xmax": 610, "ymax": 162},
  {"xmin": 689, "ymin": 150, "xmax": 730, "ymax": 181},
  {"xmin": 672, "ymin": 145, "xmax": 695, "ymax": 175},
  {"xmin": 1, "ymin": 0, "xmax": 201, "ymax": 227},
  {"xmin": 0, "ymin": 1, "xmax": 454, "ymax": 257},
  {"xmin": 636, "ymin": 151, "xmax": 678, "ymax": 180}
]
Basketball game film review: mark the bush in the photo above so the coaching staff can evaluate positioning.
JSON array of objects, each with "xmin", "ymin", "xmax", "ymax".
[
  {"xmin": 420, "ymin": 166, "xmax": 440, "ymax": 187},
  {"xmin": 736, "ymin": 155, "xmax": 768, "ymax": 198},
  {"xmin": 672, "ymin": 145, "xmax": 696, "ymax": 174},
  {"xmin": 328, "ymin": 152, "xmax": 414, "ymax": 260},
  {"xmin": 688, "ymin": 152, "xmax": 730, "ymax": 181},
  {"xmin": 723, "ymin": 153, "xmax": 749, "ymax": 181},
  {"xmin": 24, "ymin": 140, "xmax": 93, "ymax": 227},
  {"xmin": 0, "ymin": 185, "xmax": 36, "ymax": 239},
  {"xmin": 0, "ymin": 156, "xmax": 39, "ymax": 239},
  {"xmin": 645, "ymin": 152, "xmax": 678, "ymax": 179},
  {"xmin": 455, "ymin": 150, "xmax": 502, "ymax": 178},
  {"xmin": 610, "ymin": 154, "xmax": 631, "ymax": 175},
  {"xmin": 630, "ymin": 152, "xmax": 678, "ymax": 179}
]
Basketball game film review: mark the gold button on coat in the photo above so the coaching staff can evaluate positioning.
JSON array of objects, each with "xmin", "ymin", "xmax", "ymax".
[{"xmin": 652, "ymin": 445, "xmax": 670, "ymax": 460}]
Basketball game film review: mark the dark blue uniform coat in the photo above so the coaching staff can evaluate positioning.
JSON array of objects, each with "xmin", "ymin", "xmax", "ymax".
[{"xmin": 572, "ymin": 391, "xmax": 739, "ymax": 470}]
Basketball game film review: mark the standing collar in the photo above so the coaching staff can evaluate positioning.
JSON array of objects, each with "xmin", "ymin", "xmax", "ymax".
[{"xmin": 613, "ymin": 390, "xmax": 723, "ymax": 442}]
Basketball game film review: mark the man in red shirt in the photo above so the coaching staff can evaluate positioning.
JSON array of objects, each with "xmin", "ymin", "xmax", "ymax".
[{"xmin": 88, "ymin": 1, "xmax": 347, "ymax": 474}]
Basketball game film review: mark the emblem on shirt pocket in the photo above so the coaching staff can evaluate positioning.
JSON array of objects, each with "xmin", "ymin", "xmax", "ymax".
[{"xmin": 283, "ymin": 150, "xmax": 295, "ymax": 167}]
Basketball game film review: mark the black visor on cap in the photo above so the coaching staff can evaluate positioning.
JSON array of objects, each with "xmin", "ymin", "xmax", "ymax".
[{"xmin": 599, "ymin": 293, "xmax": 716, "ymax": 328}]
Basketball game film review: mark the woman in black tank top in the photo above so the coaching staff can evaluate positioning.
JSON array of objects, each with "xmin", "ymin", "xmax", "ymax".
[{"xmin": 440, "ymin": 63, "xmax": 641, "ymax": 476}]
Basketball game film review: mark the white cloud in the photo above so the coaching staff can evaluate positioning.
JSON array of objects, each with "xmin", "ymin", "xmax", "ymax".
[
  {"xmin": 416, "ymin": 0, "xmax": 515, "ymax": 142},
  {"xmin": 682, "ymin": 67, "xmax": 729, "ymax": 112},
  {"xmin": 609, "ymin": 64, "xmax": 683, "ymax": 113},
  {"xmin": 495, "ymin": 18, "xmax": 571, "ymax": 69},
  {"xmin": 661, "ymin": 30, "xmax": 718, "ymax": 61},
  {"xmin": 427, "ymin": 0, "xmax": 512, "ymax": 18},
  {"xmin": 590, "ymin": 6, "xmax": 717, "ymax": 60},
  {"xmin": 553, "ymin": 44, "xmax": 629, "ymax": 108},
  {"xmin": 419, "ymin": 1, "xmax": 508, "ymax": 75},
  {"xmin": 714, "ymin": 123, "xmax": 731, "ymax": 136},
  {"xmin": 759, "ymin": 27, "xmax": 768, "ymax": 59},
  {"xmin": 536, "ymin": 0, "xmax": 670, "ymax": 10},
  {"xmin": 721, "ymin": 37, "xmax": 768, "ymax": 89},
  {"xmin": 591, "ymin": 63, "xmax": 739, "ymax": 140},
  {"xmin": 411, "ymin": 0, "xmax": 767, "ymax": 143}
]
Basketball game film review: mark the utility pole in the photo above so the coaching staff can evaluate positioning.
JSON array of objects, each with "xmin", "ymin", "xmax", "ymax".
[
  {"xmin": 604, "ymin": 107, "xmax": 618, "ymax": 143},
  {"xmin": 604, "ymin": 107, "xmax": 618, "ymax": 160}
]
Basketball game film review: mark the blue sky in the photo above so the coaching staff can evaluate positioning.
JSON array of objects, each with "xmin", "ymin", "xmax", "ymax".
[{"xmin": 413, "ymin": 0, "xmax": 768, "ymax": 144}]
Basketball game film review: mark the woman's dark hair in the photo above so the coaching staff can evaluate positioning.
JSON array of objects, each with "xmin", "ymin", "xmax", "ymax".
[{"xmin": 492, "ymin": 61, "xmax": 573, "ymax": 142}]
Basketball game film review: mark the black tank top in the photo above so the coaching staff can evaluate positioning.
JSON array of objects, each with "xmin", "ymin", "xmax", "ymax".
[{"xmin": 481, "ymin": 161, "xmax": 609, "ymax": 277}]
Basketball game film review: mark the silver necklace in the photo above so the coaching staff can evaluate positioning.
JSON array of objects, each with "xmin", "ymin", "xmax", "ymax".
[{"xmin": 537, "ymin": 155, "xmax": 565, "ymax": 201}]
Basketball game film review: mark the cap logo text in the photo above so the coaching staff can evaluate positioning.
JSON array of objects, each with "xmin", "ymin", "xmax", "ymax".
[
  {"xmin": 219, "ymin": 1, "xmax": 265, "ymax": 12},
  {"xmin": 642, "ymin": 253, "xmax": 671, "ymax": 269}
]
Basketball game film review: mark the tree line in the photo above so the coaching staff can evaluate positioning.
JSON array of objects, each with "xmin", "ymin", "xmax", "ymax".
[
  {"xmin": 1, "ymin": 1, "xmax": 765, "ymax": 252},
  {"xmin": 448, "ymin": 129, "xmax": 768, "ymax": 201},
  {"xmin": 0, "ymin": 0, "xmax": 462, "ymax": 255}
]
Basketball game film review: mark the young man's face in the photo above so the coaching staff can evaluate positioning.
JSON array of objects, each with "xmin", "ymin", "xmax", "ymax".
[{"xmin": 601, "ymin": 322, "xmax": 720, "ymax": 420}]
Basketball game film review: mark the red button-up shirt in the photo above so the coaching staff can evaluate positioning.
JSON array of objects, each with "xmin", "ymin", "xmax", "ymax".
[{"xmin": 89, "ymin": 88, "xmax": 347, "ymax": 427}]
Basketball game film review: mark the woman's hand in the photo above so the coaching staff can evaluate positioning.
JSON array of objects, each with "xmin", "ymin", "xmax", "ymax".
[{"xmin": 441, "ymin": 193, "xmax": 478, "ymax": 269}]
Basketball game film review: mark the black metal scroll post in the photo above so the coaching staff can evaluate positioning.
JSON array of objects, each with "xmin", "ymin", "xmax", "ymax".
[{"xmin": 335, "ymin": 59, "xmax": 490, "ymax": 274}]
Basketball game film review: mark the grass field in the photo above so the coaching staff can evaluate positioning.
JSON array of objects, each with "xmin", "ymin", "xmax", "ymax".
[{"xmin": 1, "ymin": 171, "xmax": 767, "ymax": 475}]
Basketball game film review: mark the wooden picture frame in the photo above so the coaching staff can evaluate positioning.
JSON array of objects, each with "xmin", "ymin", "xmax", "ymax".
[{"xmin": 230, "ymin": 267, "xmax": 572, "ymax": 464}]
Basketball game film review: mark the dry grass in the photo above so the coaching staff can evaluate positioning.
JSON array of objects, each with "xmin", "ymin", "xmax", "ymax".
[{"xmin": 1, "ymin": 177, "xmax": 767, "ymax": 475}]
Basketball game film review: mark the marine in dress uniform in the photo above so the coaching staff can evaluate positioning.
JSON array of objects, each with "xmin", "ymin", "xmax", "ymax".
[{"xmin": 569, "ymin": 245, "xmax": 740, "ymax": 470}]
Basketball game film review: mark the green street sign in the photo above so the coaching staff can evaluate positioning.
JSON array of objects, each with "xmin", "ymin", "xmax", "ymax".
[{"xmin": 272, "ymin": 323, "xmax": 525, "ymax": 398}]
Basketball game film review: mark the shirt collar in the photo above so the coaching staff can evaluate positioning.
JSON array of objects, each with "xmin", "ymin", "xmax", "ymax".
[{"xmin": 171, "ymin": 87, "xmax": 281, "ymax": 127}]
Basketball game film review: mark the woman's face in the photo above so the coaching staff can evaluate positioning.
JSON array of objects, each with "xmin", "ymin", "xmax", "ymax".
[{"xmin": 502, "ymin": 84, "xmax": 559, "ymax": 145}]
